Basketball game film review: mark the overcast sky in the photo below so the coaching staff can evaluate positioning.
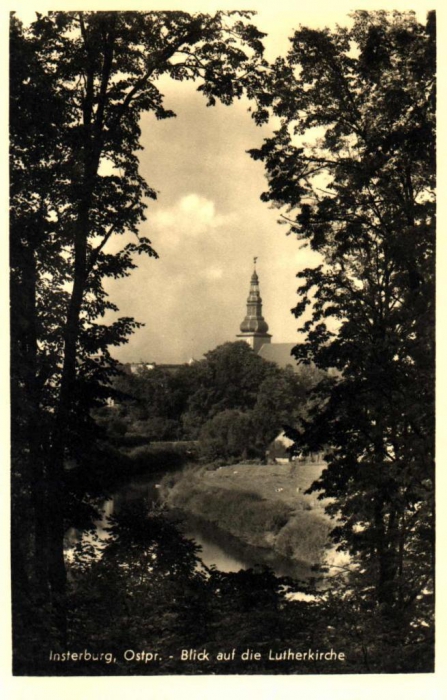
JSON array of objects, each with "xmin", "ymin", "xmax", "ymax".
[
  {"xmin": 106, "ymin": 89, "xmax": 315, "ymax": 364},
  {"xmin": 102, "ymin": 6, "xmax": 333, "ymax": 365}
]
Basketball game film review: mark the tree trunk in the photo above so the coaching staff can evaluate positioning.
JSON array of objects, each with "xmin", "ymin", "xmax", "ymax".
[{"xmin": 10, "ymin": 224, "xmax": 53, "ymax": 649}]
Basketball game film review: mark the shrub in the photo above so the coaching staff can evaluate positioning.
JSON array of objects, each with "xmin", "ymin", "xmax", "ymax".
[
  {"xmin": 275, "ymin": 512, "xmax": 331, "ymax": 563},
  {"xmin": 198, "ymin": 410, "xmax": 256, "ymax": 461},
  {"xmin": 126, "ymin": 442, "xmax": 198, "ymax": 474}
]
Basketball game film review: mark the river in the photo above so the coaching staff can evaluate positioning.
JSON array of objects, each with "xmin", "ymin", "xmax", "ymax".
[{"xmin": 66, "ymin": 469, "xmax": 315, "ymax": 582}]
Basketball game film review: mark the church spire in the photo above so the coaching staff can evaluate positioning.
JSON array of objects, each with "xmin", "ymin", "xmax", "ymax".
[{"xmin": 237, "ymin": 258, "xmax": 272, "ymax": 353}]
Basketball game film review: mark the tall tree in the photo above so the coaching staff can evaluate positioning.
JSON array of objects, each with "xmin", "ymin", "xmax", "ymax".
[
  {"xmin": 186, "ymin": 341, "xmax": 273, "ymax": 423},
  {"xmin": 10, "ymin": 10, "xmax": 266, "ymax": 645},
  {"xmin": 250, "ymin": 10, "xmax": 435, "ymax": 614}
]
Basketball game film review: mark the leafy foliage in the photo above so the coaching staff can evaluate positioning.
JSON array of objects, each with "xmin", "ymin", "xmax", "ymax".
[
  {"xmin": 105, "ymin": 342, "xmax": 322, "ymax": 459},
  {"xmin": 249, "ymin": 10, "xmax": 435, "ymax": 616},
  {"xmin": 19, "ymin": 501, "xmax": 432, "ymax": 675},
  {"xmin": 10, "ymin": 9, "xmax": 267, "ymax": 652},
  {"xmin": 199, "ymin": 409, "xmax": 255, "ymax": 461}
]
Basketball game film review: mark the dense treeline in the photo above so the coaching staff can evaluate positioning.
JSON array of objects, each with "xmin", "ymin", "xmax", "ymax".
[{"xmin": 98, "ymin": 341, "xmax": 323, "ymax": 461}]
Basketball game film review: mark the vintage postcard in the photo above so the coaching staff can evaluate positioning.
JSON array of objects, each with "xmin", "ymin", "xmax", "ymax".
[{"xmin": 4, "ymin": 0, "xmax": 443, "ymax": 697}]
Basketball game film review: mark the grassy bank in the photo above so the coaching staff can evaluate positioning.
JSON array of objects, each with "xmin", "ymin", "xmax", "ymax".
[{"xmin": 160, "ymin": 462, "xmax": 334, "ymax": 567}]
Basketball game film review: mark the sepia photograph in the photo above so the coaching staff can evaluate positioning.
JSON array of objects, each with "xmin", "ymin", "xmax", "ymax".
[{"xmin": 8, "ymin": 0, "xmax": 436, "ymax": 683}]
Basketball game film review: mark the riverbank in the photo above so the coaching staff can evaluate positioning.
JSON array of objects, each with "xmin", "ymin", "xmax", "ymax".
[{"xmin": 160, "ymin": 462, "xmax": 334, "ymax": 568}]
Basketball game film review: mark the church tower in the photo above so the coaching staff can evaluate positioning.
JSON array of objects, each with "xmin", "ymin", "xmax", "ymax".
[{"xmin": 237, "ymin": 258, "xmax": 272, "ymax": 354}]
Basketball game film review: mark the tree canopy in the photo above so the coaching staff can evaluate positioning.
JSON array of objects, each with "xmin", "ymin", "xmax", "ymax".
[
  {"xmin": 107, "ymin": 341, "xmax": 321, "ymax": 458},
  {"xmin": 250, "ymin": 10, "xmax": 435, "ymax": 617},
  {"xmin": 10, "ymin": 9, "xmax": 266, "ymax": 650}
]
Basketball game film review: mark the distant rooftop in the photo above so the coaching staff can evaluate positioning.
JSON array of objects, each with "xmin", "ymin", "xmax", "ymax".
[
  {"xmin": 125, "ymin": 360, "xmax": 194, "ymax": 374},
  {"xmin": 257, "ymin": 342, "xmax": 299, "ymax": 371}
]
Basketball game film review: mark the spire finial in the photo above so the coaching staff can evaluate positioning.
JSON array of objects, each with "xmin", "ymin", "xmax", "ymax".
[{"xmin": 253, "ymin": 256, "xmax": 258, "ymax": 268}]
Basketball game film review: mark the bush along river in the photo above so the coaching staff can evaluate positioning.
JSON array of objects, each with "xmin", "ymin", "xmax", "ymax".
[{"xmin": 171, "ymin": 510, "xmax": 315, "ymax": 580}]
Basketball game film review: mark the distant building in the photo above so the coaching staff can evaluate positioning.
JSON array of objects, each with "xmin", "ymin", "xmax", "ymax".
[
  {"xmin": 257, "ymin": 342, "xmax": 299, "ymax": 371},
  {"xmin": 125, "ymin": 260, "xmax": 301, "ymax": 373},
  {"xmin": 266, "ymin": 430, "xmax": 297, "ymax": 463},
  {"xmin": 128, "ymin": 362, "xmax": 156, "ymax": 373},
  {"xmin": 266, "ymin": 431, "xmax": 325, "ymax": 465},
  {"xmin": 126, "ymin": 358, "xmax": 195, "ymax": 375},
  {"xmin": 237, "ymin": 259, "xmax": 299, "ymax": 371},
  {"xmin": 236, "ymin": 258, "xmax": 272, "ymax": 354}
]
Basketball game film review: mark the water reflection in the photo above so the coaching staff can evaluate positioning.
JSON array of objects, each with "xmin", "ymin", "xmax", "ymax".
[
  {"xmin": 176, "ymin": 512, "xmax": 313, "ymax": 580},
  {"xmin": 66, "ymin": 470, "xmax": 315, "ymax": 582}
]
